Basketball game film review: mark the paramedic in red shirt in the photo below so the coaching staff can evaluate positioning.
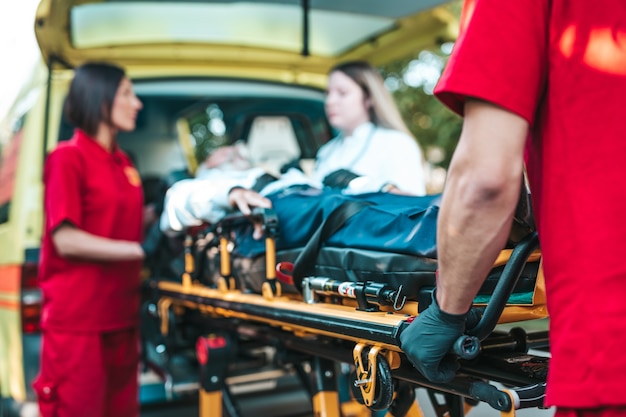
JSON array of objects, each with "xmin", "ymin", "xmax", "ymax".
[
  {"xmin": 33, "ymin": 62, "xmax": 145, "ymax": 417},
  {"xmin": 400, "ymin": 1, "xmax": 626, "ymax": 415}
]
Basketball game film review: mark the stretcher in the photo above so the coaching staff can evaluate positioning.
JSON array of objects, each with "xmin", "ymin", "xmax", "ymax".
[{"xmin": 143, "ymin": 193, "xmax": 550, "ymax": 417}]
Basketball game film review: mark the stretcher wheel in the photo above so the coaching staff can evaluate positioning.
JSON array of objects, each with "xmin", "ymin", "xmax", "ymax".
[{"xmin": 349, "ymin": 349, "xmax": 394, "ymax": 411}]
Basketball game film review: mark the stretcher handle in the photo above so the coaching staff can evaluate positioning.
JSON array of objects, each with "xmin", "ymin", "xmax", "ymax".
[
  {"xmin": 467, "ymin": 232, "xmax": 540, "ymax": 340},
  {"xmin": 215, "ymin": 208, "xmax": 278, "ymax": 236},
  {"xmin": 452, "ymin": 335, "xmax": 481, "ymax": 360},
  {"xmin": 507, "ymin": 383, "xmax": 546, "ymax": 410},
  {"xmin": 454, "ymin": 233, "xmax": 539, "ymax": 360}
]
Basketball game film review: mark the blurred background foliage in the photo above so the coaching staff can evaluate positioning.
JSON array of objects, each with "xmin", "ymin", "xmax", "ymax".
[
  {"xmin": 381, "ymin": 49, "xmax": 462, "ymax": 171},
  {"xmin": 381, "ymin": 1, "xmax": 463, "ymax": 191}
]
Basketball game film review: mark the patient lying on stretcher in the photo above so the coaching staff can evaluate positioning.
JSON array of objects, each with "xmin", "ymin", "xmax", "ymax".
[
  {"xmin": 156, "ymin": 144, "xmax": 536, "ymax": 298},
  {"xmin": 159, "ymin": 144, "xmax": 416, "ymax": 237},
  {"xmin": 159, "ymin": 143, "xmax": 534, "ymax": 256}
]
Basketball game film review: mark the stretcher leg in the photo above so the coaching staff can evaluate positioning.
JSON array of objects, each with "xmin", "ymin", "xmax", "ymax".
[
  {"xmin": 199, "ymin": 389, "xmax": 222, "ymax": 417},
  {"xmin": 197, "ymin": 333, "xmax": 234, "ymax": 417},
  {"xmin": 386, "ymin": 381, "xmax": 424, "ymax": 417},
  {"xmin": 223, "ymin": 385, "xmax": 244, "ymax": 417},
  {"xmin": 341, "ymin": 400, "xmax": 373, "ymax": 417},
  {"xmin": 426, "ymin": 390, "xmax": 466, "ymax": 417},
  {"xmin": 402, "ymin": 400, "xmax": 426, "ymax": 417},
  {"xmin": 310, "ymin": 357, "xmax": 342, "ymax": 417}
]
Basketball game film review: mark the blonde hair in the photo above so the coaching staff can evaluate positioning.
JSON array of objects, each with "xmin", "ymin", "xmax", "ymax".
[{"xmin": 329, "ymin": 61, "xmax": 413, "ymax": 137}]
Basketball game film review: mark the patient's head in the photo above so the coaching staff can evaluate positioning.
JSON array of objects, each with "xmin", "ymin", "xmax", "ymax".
[{"xmin": 204, "ymin": 144, "xmax": 251, "ymax": 171}]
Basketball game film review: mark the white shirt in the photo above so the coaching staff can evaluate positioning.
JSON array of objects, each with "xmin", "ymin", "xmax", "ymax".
[
  {"xmin": 160, "ymin": 122, "xmax": 426, "ymax": 233},
  {"xmin": 313, "ymin": 122, "xmax": 426, "ymax": 196},
  {"xmin": 160, "ymin": 167, "xmax": 318, "ymax": 234}
]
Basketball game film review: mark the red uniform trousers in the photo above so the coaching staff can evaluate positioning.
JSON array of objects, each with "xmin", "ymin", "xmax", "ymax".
[{"xmin": 33, "ymin": 327, "xmax": 139, "ymax": 417}]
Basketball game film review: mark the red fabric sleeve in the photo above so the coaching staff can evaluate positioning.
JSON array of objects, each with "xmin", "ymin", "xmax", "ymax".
[
  {"xmin": 43, "ymin": 147, "xmax": 84, "ymax": 232},
  {"xmin": 434, "ymin": 0, "xmax": 549, "ymax": 125}
]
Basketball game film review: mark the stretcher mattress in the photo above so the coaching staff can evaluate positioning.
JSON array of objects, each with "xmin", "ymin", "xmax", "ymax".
[{"xmin": 216, "ymin": 187, "xmax": 539, "ymax": 303}]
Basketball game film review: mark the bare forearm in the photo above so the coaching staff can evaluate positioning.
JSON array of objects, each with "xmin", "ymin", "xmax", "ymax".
[
  {"xmin": 436, "ymin": 99, "xmax": 529, "ymax": 314},
  {"xmin": 53, "ymin": 226, "xmax": 144, "ymax": 261},
  {"xmin": 436, "ymin": 172, "xmax": 520, "ymax": 314}
]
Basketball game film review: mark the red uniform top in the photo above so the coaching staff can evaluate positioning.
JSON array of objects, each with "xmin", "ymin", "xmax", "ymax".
[
  {"xmin": 39, "ymin": 129, "xmax": 144, "ymax": 332},
  {"xmin": 435, "ymin": 0, "xmax": 626, "ymax": 408}
]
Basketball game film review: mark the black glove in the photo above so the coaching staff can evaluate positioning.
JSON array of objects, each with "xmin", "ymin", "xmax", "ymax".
[
  {"xmin": 322, "ymin": 169, "xmax": 360, "ymax": 189},
  {"xmin": 399, "ymin": 291, "xmax": 467, "ymax": 383},
  {"xmin": 465, "ymin": 307, "xmax": 484, "ymax": 330}
]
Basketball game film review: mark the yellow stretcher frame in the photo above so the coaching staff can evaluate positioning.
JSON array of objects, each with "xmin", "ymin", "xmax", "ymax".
[{"xmin": 147, "ymin": 222, "xmax": 549, "ymax": 417}]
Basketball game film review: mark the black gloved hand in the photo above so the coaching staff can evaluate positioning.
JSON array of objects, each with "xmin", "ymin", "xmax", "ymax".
[
  {"xmin": 465, "ymin": 307, "xmax": 484, "ymax": 330},
  {"xmin": 322, "ymin": 169, "xmax": 360, "ymax": 189},
  {"xmin": 399, "ymin": 291, "xmax": 467, "ymax": 383}
]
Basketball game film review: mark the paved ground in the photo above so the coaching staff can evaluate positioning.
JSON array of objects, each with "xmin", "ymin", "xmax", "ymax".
[
  {"xmin": 141, "ymin": 393, "xmax": 555, "ymax": 417},
  {"xmin": 140, "ymin": 376, "xmax": 556, "ymax": 417}
]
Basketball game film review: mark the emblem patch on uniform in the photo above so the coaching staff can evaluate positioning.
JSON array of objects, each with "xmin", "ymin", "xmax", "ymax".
[{"xmin": 124, "ymin": 166, "xmax": 142, "ymax": 187}]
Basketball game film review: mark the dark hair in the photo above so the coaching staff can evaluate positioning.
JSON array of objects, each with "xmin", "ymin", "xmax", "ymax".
[{"xmin": 64, "ymin": 62, "xmax": 126, "ymax": 136}]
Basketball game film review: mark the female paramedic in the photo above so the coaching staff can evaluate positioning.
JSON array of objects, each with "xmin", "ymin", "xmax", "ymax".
[
  {"xmin": 33, "ymin": 62, "xmax": 145, "ymax": 417},
  {"xmin": 312, "ymin": 60, "xmax": 427, "ymax": 196}
]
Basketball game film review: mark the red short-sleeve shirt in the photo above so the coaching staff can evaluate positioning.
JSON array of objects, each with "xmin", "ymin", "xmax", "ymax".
[
  {"xmin": 435, "ymin": 0, "xmax": 626, "ymax": 407},
  {"xmin": 39, "ymin": 129, "xmax": 144, "ymax": 332}
]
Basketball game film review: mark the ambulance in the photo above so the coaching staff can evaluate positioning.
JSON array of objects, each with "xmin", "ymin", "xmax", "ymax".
[{"xmin": 0, "ymin": 1, "xmax": 458, "ymax": 415}]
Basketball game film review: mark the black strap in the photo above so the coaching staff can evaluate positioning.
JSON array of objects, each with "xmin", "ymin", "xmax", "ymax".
[
  {"xmin": 252, "ymin": 173, "xmax": 279, "ymax": 193},
  {"xmin": 291, "ymin": 200, "xmax": 372, "ymax": 291},
  {"xmin": 322, "ymin": 169, "xmax": 360, "ymax": 189}
]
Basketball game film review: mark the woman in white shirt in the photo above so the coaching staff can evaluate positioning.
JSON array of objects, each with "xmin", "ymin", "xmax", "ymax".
[
  {"xmin": 314, "ymin": 61, "xmax": 427, "ymax": 196},
  {"xmin": 160, "ymin": 61, "xmax": 428, "ymax": 233}
]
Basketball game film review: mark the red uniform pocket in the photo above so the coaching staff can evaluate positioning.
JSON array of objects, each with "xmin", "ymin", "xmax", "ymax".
[{"xmin": 32, "ymin": 377, "xmax": 58, "ymax": 417}]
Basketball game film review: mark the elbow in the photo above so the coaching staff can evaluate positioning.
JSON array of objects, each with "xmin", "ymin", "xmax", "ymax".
[
  {"xmin": 448, "ymin": 165, "xmax": 521, "ymax": 209},
  {"xmin": 52, "ymin": 229, "xmax": 81, "ymax": 258},
  {"xmin": 53, "ymin": 238, "xmax": 77, "ymax": 258},
  {"xmin": 469, "ymin": 176, "xmax": 521, "ymax": 213},
  {"xmin": 466, "ymin": 175, "xmax": 512, "ymax": 203}
]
